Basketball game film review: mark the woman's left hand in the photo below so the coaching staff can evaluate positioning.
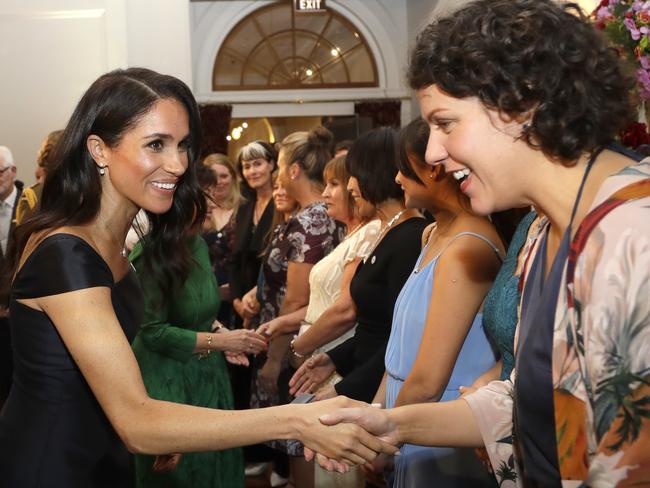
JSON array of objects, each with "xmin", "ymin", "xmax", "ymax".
[{"xmin": 258, "ymin": 358, "xmax": 282, "ymax": 396}]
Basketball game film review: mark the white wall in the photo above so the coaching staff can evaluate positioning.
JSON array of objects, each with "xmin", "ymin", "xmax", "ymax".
[{"xmin": 0, "ymin": 0, "xmax": 192, "ymax": 186}]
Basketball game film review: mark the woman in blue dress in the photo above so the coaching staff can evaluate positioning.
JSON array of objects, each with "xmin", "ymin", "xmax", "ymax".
[{"xmin": 381, "ymin": 118, "xmax": 504, "ymax": 487}]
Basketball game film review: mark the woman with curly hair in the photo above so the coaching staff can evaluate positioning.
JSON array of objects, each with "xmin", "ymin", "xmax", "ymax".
[{"xmin": 318, "ymin": 1, "xmax": 650, "ymax": 486}]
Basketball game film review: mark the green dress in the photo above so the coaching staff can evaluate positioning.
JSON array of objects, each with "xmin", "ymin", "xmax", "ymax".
[{"xmin": 130, "ymin": 235, "xmax": 244, "ymax": 488}]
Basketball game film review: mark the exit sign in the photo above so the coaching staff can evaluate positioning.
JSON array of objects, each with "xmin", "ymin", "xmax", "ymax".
[{"xmin": 294, "ymin": 0, "xmax": 326, "ymax": 12}]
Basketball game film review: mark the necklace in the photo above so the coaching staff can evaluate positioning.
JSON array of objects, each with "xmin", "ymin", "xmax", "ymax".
[
  {"xmin": 253, "ymin": 197, "xmax": 269, "ymax": 225},
  {"xmin": 364, "ymin": 209, "xmax": 405, "ymax": 263},
  {"xmin": 344, "ymin": 221, "xmax": 364, "ymax": 240}
]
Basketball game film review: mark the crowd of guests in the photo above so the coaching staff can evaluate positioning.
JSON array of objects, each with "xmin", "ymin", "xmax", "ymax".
[{"xmin": 0, "ymin": 1, "xmax": 648, "ymax": 487}]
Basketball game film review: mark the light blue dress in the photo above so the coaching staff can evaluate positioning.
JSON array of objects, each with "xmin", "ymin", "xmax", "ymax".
[{"xmin": 385, "ymin": 232, "xmax": 499, "ymax": 488}]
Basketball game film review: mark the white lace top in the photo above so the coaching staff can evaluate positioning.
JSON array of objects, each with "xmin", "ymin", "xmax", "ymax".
[{"xmin": 299, "ymin": 219, "xmax": 381, "ymax": 353}]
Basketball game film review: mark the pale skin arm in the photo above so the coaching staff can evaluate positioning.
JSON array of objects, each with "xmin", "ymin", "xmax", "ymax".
[
  {"xmin": 395, "ymin": 238, "xmax": 501, "ymax": 407},
  {"xmin": 256, "ymin": 306, "xmax": 307, "ymax": 340},
  {"xmin": 193, "ymin": 328, "xmax": 267, "ymax": 355},
  {"xmin": 290, "ymin": 258, "xmax": 359, "ymax": 356},
  {"xmin": 319, "ymin": 397, "xmax": 484, "ymax": 450},
  {"xmin": 23, "ymin": 287, "xmax": 395, "ymax": 463}
]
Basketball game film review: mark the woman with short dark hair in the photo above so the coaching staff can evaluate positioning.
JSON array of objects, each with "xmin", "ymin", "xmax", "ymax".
[{"xmin": 318, "ymin": 1, "xmax": 650, "ymax": 485}]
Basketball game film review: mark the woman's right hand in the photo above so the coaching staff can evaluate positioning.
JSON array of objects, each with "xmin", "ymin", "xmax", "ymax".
[
  {"xmin": 289, "ymin": 353, "xmax": 336, "ymax": 396},
  {"xmin": 218, "ymin": 329, "xmax": 267, "ymax": 355},
  {"xmin": 297, "ymin": 397, "xmax": 399, "ymax": 469}
]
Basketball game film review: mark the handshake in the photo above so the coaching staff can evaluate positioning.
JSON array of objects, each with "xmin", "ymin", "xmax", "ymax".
[{"xmin": 294, "ymin": 396, "xmax": 400, "ymax": 472}]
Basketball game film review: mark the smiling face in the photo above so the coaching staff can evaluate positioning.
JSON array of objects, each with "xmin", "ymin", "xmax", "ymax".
[
  {"xmin": 272, "ymin": 177, "xmax": 297, "ymax": 215},
  {"xmin": 93, "ymin": 97, "xmax": 190, "ymax": 215},
  {"xmin": 210, "ymin": 162, "xmax": 234, "ymax": 202},
  {"xmin": 241, "ymin": 157, "xmax": 273, "ymax": 191},
  {"xmin": 346, "ymin": 176, "xmax": 375, "ymax": 220},
  {"xmin": 322, "ymin": 174, "xmax": 350, "ymax": 223},
  {"xmin": 417, "ymin": 84, "xmax": 533, "ymax": 215}
]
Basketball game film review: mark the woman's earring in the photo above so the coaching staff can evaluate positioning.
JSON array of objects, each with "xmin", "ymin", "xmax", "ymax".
[{"xmin": 98, "ymin": 165, "xmax": 107, "ymax": 176}]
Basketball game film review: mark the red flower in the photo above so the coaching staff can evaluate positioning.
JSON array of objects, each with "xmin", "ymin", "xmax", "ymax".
[{"xmin": 620, "ymin": 121, "xmax": 650, "ymax": 148}]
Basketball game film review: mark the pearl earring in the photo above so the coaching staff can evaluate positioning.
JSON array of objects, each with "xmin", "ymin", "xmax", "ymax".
[{"xmin": 98, "ymin": 165, "xmax": 106, "ymax": 176}]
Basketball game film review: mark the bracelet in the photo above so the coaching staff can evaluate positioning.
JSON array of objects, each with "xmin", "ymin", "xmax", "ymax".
[
  {"xmin": 290, "ymin": 336, "xmax": 307, "ymax": 359},
  {"xmin": 200, "ymin": 334, "xmax": 213, "ymax": 360}
]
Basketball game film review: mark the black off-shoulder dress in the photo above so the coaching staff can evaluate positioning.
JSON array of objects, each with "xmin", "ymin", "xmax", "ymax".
[{"xmin": 0, "ymin": 234, "xmax": 142, "ymax": 487}]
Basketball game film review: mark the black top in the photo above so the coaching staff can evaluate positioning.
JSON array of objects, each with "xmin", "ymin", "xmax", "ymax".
[
  {"xmin": 328, "ymin": 217, "xmax": 427, "ymax": 402},
  {"xmin": 0, "ymin": 234, "xmax": 143, "ymax": 487},
  {"xmin": 228, "ymin": 197, "xmax": 274, "ymax": 302}
]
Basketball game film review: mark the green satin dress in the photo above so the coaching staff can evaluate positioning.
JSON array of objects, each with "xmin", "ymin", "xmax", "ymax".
[{"xmin": 130, "ymin": 235, "xmax": 243, "ymax": 488}]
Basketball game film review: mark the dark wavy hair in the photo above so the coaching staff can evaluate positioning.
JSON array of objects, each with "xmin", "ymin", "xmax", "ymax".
[
  {"xmin": 6, "ymin": 67, "xmax": 206, "ymax": 303},
  {"xmin": 408, "ymin": 0, "xmax": 636, "ymax": 164},
  {"xmin": 345, "ymin": 127, "xmax": 403, "ymax": 205}
]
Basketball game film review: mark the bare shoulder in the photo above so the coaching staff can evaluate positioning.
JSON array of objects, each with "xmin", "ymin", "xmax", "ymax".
[{"xmin": 421, "ymin": 223, "xmax": 437, "ymax": 248}]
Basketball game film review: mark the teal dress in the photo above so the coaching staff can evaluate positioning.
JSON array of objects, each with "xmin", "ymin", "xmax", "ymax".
[
  {"xmin": 482, "ymin": 211, "xmax": 537, "ymax": 380},
  {"xmin": 130, "ymin": 235, "xmax": 243, "ymax": 488}
]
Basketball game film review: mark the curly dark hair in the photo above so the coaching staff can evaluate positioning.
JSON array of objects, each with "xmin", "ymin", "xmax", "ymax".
[
  {"xmin": 5, "ymin": 68, "xmax": 206, "ymax": 304},
  {"xmin": 408, "ymin": 0, "xmax": 636, "ymax": 163}
]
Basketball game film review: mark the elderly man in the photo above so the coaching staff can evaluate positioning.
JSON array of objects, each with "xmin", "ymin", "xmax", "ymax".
[{"xmin": 0, "ymin": 145, "xmax": 22, "ymax": 407}]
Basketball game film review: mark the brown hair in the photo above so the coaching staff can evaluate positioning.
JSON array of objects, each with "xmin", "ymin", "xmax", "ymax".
[
  {"xmin": 280, "ymin": 126, "xmax": 333, "ymax": 184},
  {"xmin": 202, "ymin": 153, "xmax": 242, "ymax": 211},
  {"xmin": 324, "ymin": 155, "xmax": 354, "ymax": 218}
]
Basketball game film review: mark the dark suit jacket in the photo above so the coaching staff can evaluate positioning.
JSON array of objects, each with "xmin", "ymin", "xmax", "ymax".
[{"xmin": 1, "ymin": 181, "xmax": 24, "ymax": 304}]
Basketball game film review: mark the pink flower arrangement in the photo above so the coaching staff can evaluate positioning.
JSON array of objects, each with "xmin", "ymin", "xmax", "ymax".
[{"xmin": 594, "ymin": 0, "xmax": 650, "ymax": 100}]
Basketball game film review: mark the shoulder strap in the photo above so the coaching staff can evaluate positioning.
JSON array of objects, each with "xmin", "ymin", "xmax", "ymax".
[
  {"xmin": 566, "ymin": 177, "xmax": 650, "ymax": 305},
  {"xmin": 435, "ymin": 231, "xmax": 503, "ymax": 262}
]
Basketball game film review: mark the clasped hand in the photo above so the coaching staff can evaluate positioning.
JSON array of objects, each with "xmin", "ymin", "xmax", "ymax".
[{"xmin": 298, "ymin": 396, "xmax": 399, "ymax": 472}]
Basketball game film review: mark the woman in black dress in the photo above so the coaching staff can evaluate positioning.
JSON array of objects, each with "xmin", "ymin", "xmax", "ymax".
[
  {"xmin": 0, "ymin": 68, "xmax": 395, "ymax": 487},
  {"xmin": 229, "ymin": 141, "xmax": 276, "ymax": 327},
  {"xmin": 290, "ymin": 127, "xmax": 427, "ymax": 403}
]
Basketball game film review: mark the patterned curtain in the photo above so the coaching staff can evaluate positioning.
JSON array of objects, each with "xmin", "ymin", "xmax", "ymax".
[
  {"xmin": 198, "ymin": 103, "xmax": 232, "ymax": 159},
  {"xmin": 354, "ymin": 99, "xmax": 402, "ymax": 129}
]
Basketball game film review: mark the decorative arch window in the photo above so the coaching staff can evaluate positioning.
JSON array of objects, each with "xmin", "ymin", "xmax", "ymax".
[{"xmin": 213, "ymin": 1, "xmax": 379, "ymax": 90}]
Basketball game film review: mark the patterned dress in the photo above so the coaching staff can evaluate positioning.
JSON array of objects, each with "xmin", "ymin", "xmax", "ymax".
[
  {"xmin": 464, "ymin": 160, "xmax": 650, "ymax": 487},
  {"xmin": 202, "ymin": 213, "xmax": 237, "ymax": 326},
  {"xmin": 250, "ymin": 202, "xmax": 341, "ymax": 454}
]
